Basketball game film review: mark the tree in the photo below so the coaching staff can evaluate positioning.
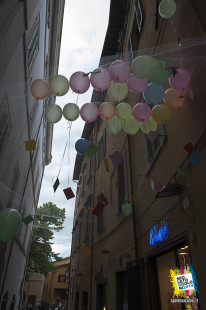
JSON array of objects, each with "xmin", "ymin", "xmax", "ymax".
[{"xmin": 26, "ymin": 202, "xmax": 66, "ymax": 278}]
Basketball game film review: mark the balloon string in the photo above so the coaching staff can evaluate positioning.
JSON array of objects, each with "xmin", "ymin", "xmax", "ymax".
[
  {"xmin": 67, "ymin": 121, "xmax": 72, "ymax": 186},
  {"xmin": 57, "ymin": 131, "xmax": 70, "ymax": 180},
  {"xmin": 76, "ymin": 94, "xmax": 79, "ymax": 105}
]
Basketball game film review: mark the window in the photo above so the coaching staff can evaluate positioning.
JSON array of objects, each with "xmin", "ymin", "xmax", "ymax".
[
  {"xmin": 7, "ymin": 162, "xmax": 20, "ymax": 209},
  {"xmin": 29, "ymin": 100, "xmax": 39, "ymax": 128},
  {"xmin": 0, "ymin": 95, "xmax": 11, "ymax": 156},
  {"xmin": 117, "ymin": 162, "xmax": 125, "ymax": 213},
  {"xmin": 78, "ymin": 212, "xmax": 83, "ymax": 247},
  {"xmin": 98, "ymin": 129, "xmax": 106, "ymax": 167},
  {"xmin": 58, "ymin": 275, "xmax": 66, "ymax": 282},
  {"xmin": 97, "ymin": 195, "xmax": 105, "ymax": 233},
  {"xmin": 27, "ymin": 15, "xmax": 40, "ymax": 73},
  {"xmin": 84, "ymin": 196, "xmax": 92, "ymax": 241}
]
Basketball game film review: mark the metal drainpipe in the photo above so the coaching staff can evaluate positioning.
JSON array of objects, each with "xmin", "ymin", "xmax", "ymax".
[{"xmin": 127, "ymin": 135, "xmax": 138, "ymax": 259}]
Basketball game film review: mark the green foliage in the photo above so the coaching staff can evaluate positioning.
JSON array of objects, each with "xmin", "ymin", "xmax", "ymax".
[{"xmin": 26, "ymin": 202, "xmax": 66, "ymax": 278}]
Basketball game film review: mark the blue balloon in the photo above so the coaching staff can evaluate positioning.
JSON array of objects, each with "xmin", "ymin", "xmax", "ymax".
[
  {"xmin": 143, "ymin": 83, "xmax": 165, "ymax": 106},
  {"xmin": 75, "ymin": 138, "xmax": 90, "ymax": 155}
]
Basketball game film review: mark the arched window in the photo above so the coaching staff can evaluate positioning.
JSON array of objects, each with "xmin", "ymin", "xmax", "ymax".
[
  {"xmin": 1, "ymin": 291, "xmax": 9, "ymax": 310},
  {"xmin": 9, "ymin": 295, "xmax": 15, "ymax": 310}
]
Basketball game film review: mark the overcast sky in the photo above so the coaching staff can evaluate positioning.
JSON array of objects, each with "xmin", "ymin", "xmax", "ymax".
[{"xmin": 39, "ymin": 0, "xmax": 110, "ymax": 258}]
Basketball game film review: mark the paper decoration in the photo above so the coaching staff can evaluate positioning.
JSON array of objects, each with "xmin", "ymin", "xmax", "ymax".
[
  {"xmin": 24, "ymin": 140, "xmax": 36, "ymax": 151},
  {"xmin": 84, "ymin": 145, "xmax": 99, "ymax": 158},
  {"xmin": 146, "ymin": 131, "xmax": 159, "ymax": 142},
  {"xmin": 92, "ymin": 202, "xmax": 105, "ymax": 216},
  {"xmin": 132, "ymin": 192, "xmax": 138, "ymax": 203},
  {"xmin": 23, "ymin": 215, "xmax": 34, "ymax": 225},
  {"xmin": 99, "ymin": 193, "xmax": 108, "ymax": 205},
  {"xmin": 188, "ymin": 150, "xmax": 202, "ymax": 164},
  {"xmin": 63, "ymin": 187, "xmax": 75, "ymax": 200},
  {"xmin": 109, "ymin": 151, "xmax": 124, "ymax": 167},
  {"xmin": 155, "ymin": 182, "xmax": 165, "ymax": 192},
  {"xmin": 104, "ymin": 158, "xmax": 110, "ymax": 172},
  {"xmin": 151, "ymin": 179, "xmax": 155, "ymax": 191},
  {"xmin": 80, "ymin": 243, "xmax": 91, "ymax": 256},
  {"xmin": 53, "ymin": 177, "xmax": 60, "ymax": 192},
  {"xmin": 175, "ymin": 166, "xmax": 186, "ymax": 176},
  {"xmin": 184, "ymin": 142, "xmax": 194, "ymax": 154},
  {"xmin": 190, "ymin": 90, "xmax": 194, "ymax": 100}
]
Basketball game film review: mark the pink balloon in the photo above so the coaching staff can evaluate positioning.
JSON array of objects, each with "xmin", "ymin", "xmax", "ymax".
[
  {"xmin": 80, "ymin": 103, "xmax": 98, "ymax": 123},
  {"xmin": 99, "ymin": 102, "xmax": 115, "ymax": 120},
  {"xmin": 163, "ymin": 88, "xmax": 184, "ymax": 109},
  {"xmin": 128, "ymin": 74, "xmax": 148, "ymax": 94},
  {"xmin": 31, "ymin": 79, "xmax": 50, "ymax": 100},
  {"xmin": 90, "ymin": 67, "xmax": 111, "ymax": 91},
  {"xmin": 133, "ymin": 102, "xmax": 152, "ymax": 122},
  {"xmin": 169, "ymin": 68, "xmax": 190, "ymax": 90},
  {"xmin": 109, "ymin": 60, "xmax": 131, "ymax": 83},
  {"xmin": 70, "ymin": 71, "xmax": 90, "ymax": 94}
]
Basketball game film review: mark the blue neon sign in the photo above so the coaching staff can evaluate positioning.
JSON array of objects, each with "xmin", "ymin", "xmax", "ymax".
[{"xmin": 150, "ymin": 221, "xmax": 169, "ymax": 246}]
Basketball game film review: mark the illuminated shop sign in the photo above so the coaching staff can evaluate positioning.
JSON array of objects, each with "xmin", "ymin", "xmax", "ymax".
[{"xmin": 149, "ymin": 221, "xmax": 169, "ymax": 245}]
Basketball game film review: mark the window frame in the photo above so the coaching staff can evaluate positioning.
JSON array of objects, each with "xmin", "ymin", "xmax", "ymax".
[
  {"xmin": 0, "ymin": 94, "xmax": 11, "ymax": 158},
  {"xmin": 27, "ymin": 14, "xmax": 40, "ymax": 74}
]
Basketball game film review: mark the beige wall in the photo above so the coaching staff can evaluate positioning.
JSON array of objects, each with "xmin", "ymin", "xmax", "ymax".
[{"xmin": 24, "ymin": 273, "xmax": 45, "ymax": 308}]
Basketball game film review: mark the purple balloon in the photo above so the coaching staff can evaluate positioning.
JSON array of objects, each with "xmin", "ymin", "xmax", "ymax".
[
  {"xmin": 90, "ymin": 67, "xmax": 111, "ymax": 91},
  {"xmin": 169, "ymin": 68, "xmax": 190, "ymax": 90},
  {"xmin": 128, "ymin": 74, "xmax": 148, "ymax": 94},
  {"xmin": 109, "ymin": 60, "xmax": 131, "ymax": 83},
  {"xmin": 80, "ymin": 103, "xmax": 99, "ymax": 123},
  {"xmin": 70, "ymin": 71, "xmax": 90, "ymax": 94},
  {"xmin": 133, "ymin": 102, "xmax": 152, "ymax": 122}
]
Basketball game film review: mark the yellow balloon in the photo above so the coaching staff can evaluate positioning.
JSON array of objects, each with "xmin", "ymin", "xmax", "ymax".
[
  {"xmin": 140, "ymin": 116, "xmax": 157, "ymax": 134},
  {"xmin": 152, "ymin": 104, "xmax": 171, "ymax": 124},
  {"xmin": 116, "ymin": 102, "xmax": 132, "ymax": 121},
  {"xmin": 106, "ymin": 115, "xmax": 123, "ymax": 134},
  {"xmin": 123, "ymin": 115, "xmax": 140, "ymax": 135},
  {"xmin": 108, "ymin": 81, "xmax": 128, "ymax": 102}
]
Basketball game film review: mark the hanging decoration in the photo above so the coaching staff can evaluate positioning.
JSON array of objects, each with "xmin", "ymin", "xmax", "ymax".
[
  {"xmin": 131, "ymin": 55, "xmax": 159, "ymax": 79},
  {"xmin": 146, "ymin": 131, "xmax": 159, "ymax": 142},
  {"xmin": 108, "ymin": 81, "xmax": 128, "ymax": 102},
  {"xmin": 63, "ymin": 187, "xmax": 75, "ymax": 200},
  {"xmin": 45, "ymin": 104, "xmax": 62, "ymax": 123},
  {"xmin": 163, "ymin": 88, "xmax": 184, "ymax": 109},
  {"xmin": 23, "ymin": 215, "xmax": 34, "ymax": 225},
  {"xmin": 84, "ymin": 145, "xmax": 99, "ymax": 158},
  {"xmin": 92, "ymin": 202, "xmax": 105, "ymax": 216},
  {"xmin": 169, "ymin": 68, "xmax": 190, "ymax": 90},
  {"xmin": 0, "ymin": 208, "xmax": 21, "ymax": 242},
  {"xmin": 127, "ymin": 74, "xmax": 148, "ymax": 94},
  {"xmin": 104, "ymin": 158, "xmax": 110, "ymax": 172},
  {"xmin": 70, "ymin": 71, "xmax": 90, "ymax": 94},
  {"xmin": 106, "ymin": 115, "xmax": 123, "ymax": 135},
  {"xmin": 90, "ymin": 67, "xmax": 111, "ymax": 91},
  {"xmin": 31, "ymin": 79, "xmax": 50, "ymax": 100},
  {"xmin": 122, "ymin": 202, "xmax": 133, "ymax": 216},
  {"xmin": 80, "ymin": 243, "xmax": 91, "ymax": 256},
  {"xmin": 188, "ymin": 150, "xmax": 202, "ymax": 164},
  {"xmin": 133, "ymin": 102, "xmax": 152, "ymax": 122},
  {"xmin": 49, "ymin": 75, "xmax": 69, "ymax": 96},
  {"xmin": 175, "ymin": 166, "xmax": 186, "ymax": 176},
  {"xmin": 98, "ymin": 102, "xmax": 115, "ymax": 120},
  {"xmin": 151, "ymin": 104, "xmax": 171, "ymax": 123},
  {"xmin": 123, "ymin": 115, "xmax": 140, "ymax": 135},
  {"xmin": 109, "ymin": 59, "xmax": 131, "ymax": 83},
  {"xmin": 149, "ymin": 60, "xmax": 171, "ymax": 84},
  {"xmin": 109, "ymin": 151, "xmax": 124, "ymax": 167},
  {"xmin": 143, "ymin": 83, "xmax": 165, "ymax": 106},
  {"xmin": 80, "ymin": 103, "xmax": 98, "ymax": 123},
  {"xmin": 63, "ymin": 103, "xmax": 80, "ymax": 121},
  {"xmin": 140, "ymin": 116, "xmax": 157, "ymax": 134},
  {"xmin": 132, "ymin": 193, "xmax": 138, "ymax": 203},
  {"xmin": 116, "ymin": 102, "xmax": 132, "ymax": 121},
  {"xmin": 159, "ymin": 0, "xmax": 176, "ymax": 19},
  {"xmin": 184, "ymin": 142, "xmax": 194, "ymax": 154},
  {"xmin": 24, "ymin": 139, "xmax": 36, "ymax": 151},
  {"xmin": 53, "ymin": 177, "xmax": 60, "ymax": 192},
  {"xmin": 75, "ymin": 138, "xmax": 90, "ymax": 155}
]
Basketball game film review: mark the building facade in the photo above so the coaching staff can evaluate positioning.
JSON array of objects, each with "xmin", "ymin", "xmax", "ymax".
[
  {"xmin": 24, "ymin": 273, "xmax": 45, "ymax": 310},
  {"xmin": 70, "ymin": 0, "xmax": 206, "ymax": 310},
  {"xmin": 0, "ymin": 1, "xmax": 64, "ymax": 309}
]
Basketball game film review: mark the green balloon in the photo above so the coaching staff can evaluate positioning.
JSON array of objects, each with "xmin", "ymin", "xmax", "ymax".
[
  {"xmin": 123, "ymin": 116, "xmax": 140, "ymax": 135},
  {"xmin": 106, "ymin": 115, "xmax": 123, "ymax": 134},
  {"xmin": 0, "ymin": 208, "xmax": 21, "ymax": 242},
  {"xmin": 122, "ymin": 203, "xmax": 133, "ymax": 216},
  {"xmin": 149, "ymin": 60, "xmax": 171, "ymax": 84},
  {"xmin": 159, "ymin": 0, "xmax": 176, "ymax": 19},
  {"xmin": 45, "ymin": 104, "xmax": 62, "ymax": 124},
  {"xmin": 49, "ymin": 75, "xmax": 69, "ymax": 96},
  {"xmin": 63, "ymin": 103, "xmax": 79, "ymax": 121},
  {"xmin": 131, "ymin": 56, "xmax": 159, "ymax": 79}
]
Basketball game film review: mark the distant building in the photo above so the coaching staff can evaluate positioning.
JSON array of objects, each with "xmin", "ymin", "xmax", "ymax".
[
  {"xmin": 0, "ymin": 1, "xmax": 64, "ymax": 309},
  {"xmin": 24, "ymin": 274, "xmax": 45, "ymax": 310},
  {"xmin": 70, "ymin": 0, "xmax": 206, "ymax": 309},
  {"xmin": 44, "ymin": 257, "xmax": 70, "ymax": 306}
]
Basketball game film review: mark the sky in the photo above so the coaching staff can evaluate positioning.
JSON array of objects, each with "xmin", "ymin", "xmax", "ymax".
[{"xmin": 38, "ymin": 0, "xmax": 111, "ymax": 258}]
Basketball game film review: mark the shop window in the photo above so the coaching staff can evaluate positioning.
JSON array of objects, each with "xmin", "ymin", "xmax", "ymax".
[
  {"xmin": 0, "ymin": 95, "xmax": 11, "ymax": 157},
  {"xmin": 27, "ymin": 15, "xmax": 40, "ymax": 73},
  {"xmin": 58, "ymin": 275, "xmax": 66, "ymax": 282},
  {"xmin": 117, "ymin": 162, "xmax": 125, "ymax": 213}
]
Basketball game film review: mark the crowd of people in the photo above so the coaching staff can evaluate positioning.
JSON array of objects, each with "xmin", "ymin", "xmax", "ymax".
[{"xmin": 36, "ymin": 300, "xmax": 67, "ymax": 310}]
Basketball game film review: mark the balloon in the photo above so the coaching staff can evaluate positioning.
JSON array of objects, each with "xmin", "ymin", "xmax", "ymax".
[
  {"xmin": 122, "ymin": 203, "xmax": 133, "ymax": 216},
  {"xmin": 152, "ymin": 104, "xmax": 171, "ymax": 123},
  {"xmin": 70, "ymin": 71, "xmax": 90, "ymax": 94},
  {"xmin": 106, "ymin": 115, "xmax": 123, "ymax": 134},
  {"xmin": 133, "ymin": 102, "xmax": 152, "ymax": 122},
  {"xmin": 90, "ymin": 67, "xmax": 111, "ymax": 91},
  {"xmin": 140, "ymin": 116, "xmax": 157, "ymax": 134},
  {"xmin": 109, "ymin": 60, "xmax": 131, "ymax": 83},
  {"xmin": 80, "ymin": 103, "xmax": 98, "ymax": 123},
  {"xmin": 123, "ymin": 115, "xmax": 140, "ymax": 135},
  {"xmin": 108, "ymin": 81, "xmax": 128, "ymax": 102},
  {"xmin": 169, "ymin": 68, "xmax": 190, "ymax": 90},
  {"xmin": 75, "ymin": 138, "xmax": 90, "ymax": 155},
  {"xmin": 45, "ymin": 104, "xmax": 62, "ymax": 123},
  {"xmin": 49, "ymin": 75, "xmax": 69, "ymax": 96},
  {"xmin": 99, "ymin": 102, "xmax": 115, "ymax": 120},
  {"xmin": 116, "ymin": 102, "xmax": 132, "ymax": 121},
  {"xmin": 159, "ymin": 0, "xmax": 176, "ymax": 19},
  {"xmin": 31, "ymin": 79, "xmax": 50, "ymax": 100},
  {"xmin": 131, "ymin": 55, "xmax": 159, "ymax": 79},
  {"xmin": 143, "ymin": 83, "xmax": 165, "ymax": 106},
  {"xmin": 63, "ymin": 103, "xmax": 79, "ymax": 121},
  {"xmin": 163, "ymin": 88, "xmax": 184, "ymax": 109},
  {"xmin": 127, "ymin": 74, "xmax": 148, "ymax": 94},
  {"xmin": 149, "ymin": 60, "xmax": 171, "ymax": 84},
  {"xmin": 0, "ymin": 208, "xmax": 21, "ymax": 242}
]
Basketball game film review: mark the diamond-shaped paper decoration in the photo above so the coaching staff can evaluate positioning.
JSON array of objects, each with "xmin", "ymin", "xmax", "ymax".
[
  {"xmin": 184, "ymin": 142, "xmax": 194, "ymax": 154},
  {"xmin": 63, "ymin": 187, "xmax": 75, "ymax": 200},
  {"xmin": 104, "ymin": 158, "xmax": 109, "ymax": 172},
  {"xmin": 151, "ymin": 179, "xmax": 155, "ymax": 191},
  {"xmin": 146, "ymin": 131, "xmax": 159, "ymax": 142},
  {"xmin": 188, "ymin": 150, "xmax": 202, "ymax": 164},
  {"xmin": 109, "ymin": 151, "xmax": 124, "ymax": 167},
  {"xmin": 155, "ymin": 182, "xmax": 165, "ymax": 192},
  {"xmin": 53, "ymin": 177, "xmax": 60, "ymax": 193},
  {"xmin": 84, "ymin": 145, "xmax": 99, "ymax": 158},
  {"xmin": 92, "ymin": 202, "xmax": 105, "ymax": 216},
  {"xmin": 23, "ymin": 215, "xmax": 34, "ymax": 225},
  {"xmin": 80, "ymin": 243, "xmax": 91, "ymax": 256},
  {"xmin": 175, "ymin": 166, "xmax": 186, "ymax": 176},
  {"xmin": 24, "ymin": 139, "xmax": 36, "ymax": 151},
  {"xmin": 99, "ymin": 193, "xmax": 108, "ymax": 205},
  {"xmin": 132, "ymin": 192, "xmax": 138, "ymax": 203}
]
